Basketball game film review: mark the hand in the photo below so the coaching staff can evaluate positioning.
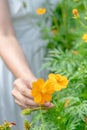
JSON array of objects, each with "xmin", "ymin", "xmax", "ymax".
[
  {"xmin": 12, "ymin": 78, "xmax": 38, "ymax": 109},
  {"xmin": 12, "ymin": 78, "xmax": 54, "ymax": 110}
]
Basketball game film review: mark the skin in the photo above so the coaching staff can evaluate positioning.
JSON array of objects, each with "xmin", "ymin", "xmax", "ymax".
[{"xmin": 0, "ymin": 0, "xmax": 53, "ymax": 109}]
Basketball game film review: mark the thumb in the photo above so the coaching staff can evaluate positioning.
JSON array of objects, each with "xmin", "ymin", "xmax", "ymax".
[{"xmin": 44, "ymin": 102, "xmax": 54, "ymax": 108}]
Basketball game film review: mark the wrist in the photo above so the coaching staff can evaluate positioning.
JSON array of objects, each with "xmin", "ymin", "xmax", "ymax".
[{"xmin": 19, "ymin": 69, "xmax": 37, "ymax": 82}]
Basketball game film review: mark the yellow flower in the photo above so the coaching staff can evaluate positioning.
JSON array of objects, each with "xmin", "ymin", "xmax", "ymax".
[
  {"xmin": 82, "ymin": 34, "xmax": 87, "ymax": 42},
  {"xmin": 36, "ymin": 8, "xmax": 46, "ymax": 15},
  {"xmin": 52, "ymin": 29, "xmax": 58, "ymax": 35},
  {"xmin": 72, "ymin": 9, "xmax": 79, "ymax": 18},
  {"xmin": 32, "ymin": 78, "xmax": 55, "ymax": 105},
  {"xmin": 48, "ymin": 73, "xmax": 68, "ymax": 91}
]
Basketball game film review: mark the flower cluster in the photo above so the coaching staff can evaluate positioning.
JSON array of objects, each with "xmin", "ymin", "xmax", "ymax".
[
  {"xmin": 32, "ymin": 73, "xmax": 68, "ymax": 105},
  {"xmin": 72, "ymin": 8, "xmax": 87, "ymax": 43},
  {"xmin": 0, "ymin": 121, "xmax": 16, "ymax": 130}
]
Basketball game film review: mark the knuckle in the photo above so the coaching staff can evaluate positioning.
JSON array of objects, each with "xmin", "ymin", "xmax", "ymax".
[
  {"xmin": 23, "ymin": 99, "xmax": 29, "ymax": 105},
  {"xmin": 23, "ymin": 98, "xmax": 26, "ymax": 105},
  {"xmin": 13, "ymin": 78, "xmax": 23, "ymax": 86},
  {"xmin": 21, "ymin": 89, "xmax": 25, "ymax": 95},
  {"xmin": 18, "ymin": 78, "xmax": 23, "ymax": 83}
]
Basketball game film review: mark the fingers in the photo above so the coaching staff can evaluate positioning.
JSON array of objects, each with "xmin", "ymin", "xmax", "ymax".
[
  {"xmin": 13, "ymin": 78, "xmax": 33, "ymax": 99},
  {"xmin": 12, "ymin": 88, "xmax": 39, "ymax": 108},
  {"xmin": 14, "ymin": 99, "xmax": 27, "ymax": 109},
  {"xmin": 44, "ymin": 102, "xmax": 54, "ymax": 108},
  {"xmin": 12, "ymin": 78, "xmax": 54, "ymax": 109}
]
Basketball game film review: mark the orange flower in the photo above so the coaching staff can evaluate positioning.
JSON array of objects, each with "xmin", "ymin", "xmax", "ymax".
[
  {"xmin": 82, "ymin": 34, "xmax": 87, "ymax": 42},
  {"xmin": 36, "ymin": 8, "xmax": 46, "ymax": 15},
  {"xmin": 72, "ymin": 9, "xmax": 79, "ymax": 18},
  {"xmin": 32, "ymin": 78, "xmax": 55, "ymax": 105},
  {"xmin": 52, "ymin": 29, "xmax": 58, "ymax": 35},
  {"xmin": 48, "ymin": 73, "xmax": 68, "ymax": 91}
]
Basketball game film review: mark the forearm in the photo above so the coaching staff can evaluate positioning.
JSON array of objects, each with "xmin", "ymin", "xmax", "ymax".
[
  {"xmin": 0, "ymin": 0, "xmax": 36, "ymax": 81},
  {"xmin": 0, "ymin": 35, "xmax": 35, "ymax": 80}
]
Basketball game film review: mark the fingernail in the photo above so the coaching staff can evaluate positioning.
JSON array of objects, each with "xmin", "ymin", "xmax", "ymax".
[
  {"xmin": 44, "ymin": 102, "xmax": 54, "ymax": 108},
  {"xmin": 49, "ymin": 103, "xmax": 54, "ymax": 108},
  {"xmin": 44, "ymin": 102, "xmax": 50, "ymax": 107}
]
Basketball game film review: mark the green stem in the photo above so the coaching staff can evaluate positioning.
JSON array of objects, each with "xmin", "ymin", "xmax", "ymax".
[
  {"xmin": 40, "ymin": 106, "xmax": 45, "ymax": 130},
  {"xmin": 52, "ymin": 15, "xmax": 59, "ymax": 30},
  {"xmin": 32, "ymin": 106, "xmax": 47, "ymax": 111},
  {"xmin": 78, "ymin": 19, "xmax": 87, "ymax": 29},
  {"xmin": 83, "ymin": 0, "xmax": 87, "ymax": 15}
]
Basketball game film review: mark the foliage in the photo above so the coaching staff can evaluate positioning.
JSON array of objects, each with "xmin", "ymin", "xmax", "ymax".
[
  {"xmin": 41, "ymin": 0, "xmax": 87, "ymax": 51},
  {"xmin": 31, "ymin": 0, "xmax": 87, "ymax": 130},
  {"xmin": 1, "ymin": 0, "xmax": 87, "ymax": 130},
  {"xmin": 21, "ymin": 0, "xmax": 87, "ymax": 129},
  {"xmin": 38, "ymin": 0, "xmax": 87, "ymax": 130}
]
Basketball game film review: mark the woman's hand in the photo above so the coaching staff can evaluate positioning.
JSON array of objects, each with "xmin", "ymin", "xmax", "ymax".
[
  {"xmin": 12, "ymin": 78, "xmax": 38, "ymax": 109},
  {"xmin": 12, "ymin": 78, "xmax": 54, "ymax": 109},
  {"xmin": 0, "ymin": 0, "xmax": 53, "ymax": 110}
]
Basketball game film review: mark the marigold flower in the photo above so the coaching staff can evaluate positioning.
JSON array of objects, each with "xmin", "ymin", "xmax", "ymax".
[
  {"xmin": 82, "ymin": 34, "xmax": 87, "ymax": 42},
  {"xmin": 72, "ymin": 9, "xmax": 79, "ymax": 18},
  {"xmin": 36, "ymin": 8, "xmax": 46, "ymax": 15},
  {"xmin": 52, "ymin": 29, "xmax": 58, "ymax": 35},
  {"xmin": 32, "ymin": 78, "xmax": 55, "ymax": 105},
  {"xmin": 48, "ymin": 73, "xmax": 68, "ymax": 91}
]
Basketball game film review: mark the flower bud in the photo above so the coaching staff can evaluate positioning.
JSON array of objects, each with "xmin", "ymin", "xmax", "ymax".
[{"xmin": 21, "ymin": 108, "xmax": 32, "ymax": 116}]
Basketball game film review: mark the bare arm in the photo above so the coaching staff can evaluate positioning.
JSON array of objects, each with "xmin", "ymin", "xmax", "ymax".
[
  {"xmin": 0, "ymin": 0, "xmax": 53, "ymax": 109},
  {"xmin": 0, "ymin": 0, "xmax": 35, "ymax": 80},
  {"xmin": 0, "ymin": 0, "xmax": 38, "ymax": 109}
]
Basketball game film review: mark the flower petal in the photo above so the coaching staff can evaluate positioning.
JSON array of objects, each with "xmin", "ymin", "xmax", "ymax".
[
  {"xmin": 44, "ymin": 94, "xmax": 52, "ymax": 102},
  {"xmin": 43, "ymin": 80, "xmax": 56, "ymax": 94},
  {"xmin": 34, "ymin": 94, "xmax": 42, "ymax": 104}
]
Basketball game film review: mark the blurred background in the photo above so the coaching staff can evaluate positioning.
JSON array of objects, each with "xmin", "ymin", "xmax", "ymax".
[{"xmin": 1, "ymin": 0, "xmax": 87, "ymax": 130}]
